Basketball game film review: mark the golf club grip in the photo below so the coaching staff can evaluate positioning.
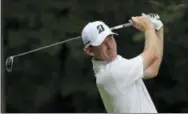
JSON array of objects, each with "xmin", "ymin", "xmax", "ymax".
[{"xmin": 110, "ymin": 21, "xmax": 133, "ymax": 30}]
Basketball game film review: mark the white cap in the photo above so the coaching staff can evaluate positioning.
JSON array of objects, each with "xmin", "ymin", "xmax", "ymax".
[{"xmin": 81, "ymin": 21, "xmax": 117, "ymax": 48}]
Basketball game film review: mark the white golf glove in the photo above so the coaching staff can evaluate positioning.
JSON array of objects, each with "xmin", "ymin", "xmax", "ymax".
[{"xmin": 142, "ymin": 13, "xmax": 163, "ymax": 30}]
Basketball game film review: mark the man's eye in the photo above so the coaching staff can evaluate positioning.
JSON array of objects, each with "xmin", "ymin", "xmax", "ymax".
[{"xmin": 109, "ymin": 37, "xmax": 113, "ymax": 40}]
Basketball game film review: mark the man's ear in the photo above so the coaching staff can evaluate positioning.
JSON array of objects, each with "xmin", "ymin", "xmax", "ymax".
[{"xmin": 83, "ymin": 47, "xmax": 95, "ymax": 57}]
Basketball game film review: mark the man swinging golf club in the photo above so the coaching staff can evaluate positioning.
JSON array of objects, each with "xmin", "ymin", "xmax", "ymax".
[{"xmin": 81, "ymin": 13, "xmax": 164, "ymax": 113}]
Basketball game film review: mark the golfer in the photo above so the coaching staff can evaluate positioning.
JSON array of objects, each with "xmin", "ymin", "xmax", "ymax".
[{"xmin": 81, "ymin": 13, "xmax": 164, "ymax": 113}]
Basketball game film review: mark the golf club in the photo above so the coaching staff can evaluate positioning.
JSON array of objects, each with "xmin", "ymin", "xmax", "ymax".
[{"xmin": 5, "ymin": 21, "xmax": 133, "ymax": 72}]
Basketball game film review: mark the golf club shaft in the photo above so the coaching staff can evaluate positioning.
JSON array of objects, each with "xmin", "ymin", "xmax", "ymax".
[
  {"xmin": 13, "ymin": 36, "xmax": 81, "ymax": 58},
  {"xmin": 10, "ymin": 22, "xmax": 133, "ymax": 58}
]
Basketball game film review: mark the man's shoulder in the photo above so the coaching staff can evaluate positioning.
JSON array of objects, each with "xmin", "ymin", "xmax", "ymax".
[{"xmin": 107, "ymin": 55, "xmax": 128, "ymax": 67}]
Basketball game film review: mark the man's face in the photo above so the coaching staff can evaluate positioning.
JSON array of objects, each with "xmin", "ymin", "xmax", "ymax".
[{"xmin": 85, "ymin": 34, "xmax": 117, "ymax": 62}]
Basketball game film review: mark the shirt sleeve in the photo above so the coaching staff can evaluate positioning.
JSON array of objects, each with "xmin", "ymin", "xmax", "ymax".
[{"xmin": 108, "ymin": 55, "xmax": 144, "ymax": 88}]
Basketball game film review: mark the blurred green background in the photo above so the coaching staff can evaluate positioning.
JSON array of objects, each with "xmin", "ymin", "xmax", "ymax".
[{"xmin": 3, "ymin": 0, "xmax": 188, "ymax": 113}]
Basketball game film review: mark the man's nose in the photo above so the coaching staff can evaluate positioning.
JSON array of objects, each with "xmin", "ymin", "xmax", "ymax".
[{"xmin": 106, "ymin": 40, "xmax": 112, "ymax": 49}]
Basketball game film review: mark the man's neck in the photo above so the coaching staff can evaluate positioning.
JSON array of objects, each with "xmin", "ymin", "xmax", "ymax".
[
  {"xmin": 93, "ymin": 55, "xmax": 118, "ymax": 62},
  {"xmin": 93, "ymin": 57, "xmax": 103, "ymax": 61}
]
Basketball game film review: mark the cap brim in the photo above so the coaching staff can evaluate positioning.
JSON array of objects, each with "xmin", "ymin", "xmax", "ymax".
[{"xmin": 91, "ymin": 31, "xmax": 118, "ymax": 47}]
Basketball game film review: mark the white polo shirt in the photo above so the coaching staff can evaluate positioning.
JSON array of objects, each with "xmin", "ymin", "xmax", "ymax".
[{"xmin": 92, "ymin": 55, "xmax": 157, "ymax": 113}]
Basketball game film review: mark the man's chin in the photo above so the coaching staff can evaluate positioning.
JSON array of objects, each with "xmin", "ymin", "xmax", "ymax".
[{"xmin": 107, "ymin": 54, "xmax": 117, "ymax": 62}]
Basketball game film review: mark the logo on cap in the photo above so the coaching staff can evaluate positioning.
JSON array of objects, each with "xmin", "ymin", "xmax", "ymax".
[{"xmin": 97, "ymin": 24, "xmax": 105, "ymax": 34}]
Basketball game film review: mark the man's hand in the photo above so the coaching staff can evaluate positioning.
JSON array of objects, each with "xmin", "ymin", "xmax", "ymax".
[
  {"xmin": 130, "ymin": 15, "xmax": 155, "ymax": 32},
  {"xmin": 142, "ymin": 13, "xmax": 163, "ymax": 31}
]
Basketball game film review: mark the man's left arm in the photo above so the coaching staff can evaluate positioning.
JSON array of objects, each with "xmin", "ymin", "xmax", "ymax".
[{"xmin": 144, "ymin": 27, "xmax": 164, "ymax": 78}]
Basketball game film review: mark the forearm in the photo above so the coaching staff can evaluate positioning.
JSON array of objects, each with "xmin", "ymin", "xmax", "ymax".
[
  {"xmin": 144, "ymin": 27, "xmax": 164, "ymax": 77},
  {"xmin": 141, "ymin": 27, "xmax": 159, "ymax": 70},
  {"xmin": 150, "ymin": 27, "xmax": 164, "ymax": 67},
  {"xmin": 156, "ymin": 27, "xmax": 164, "ymax": 57},
  {"xmin": 144, "ymin": 28, "xmax": 159, "ymax": 57},
  {"xmin": 151, "ymin": 28, "xmax": 164, "ymax": 65}
]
